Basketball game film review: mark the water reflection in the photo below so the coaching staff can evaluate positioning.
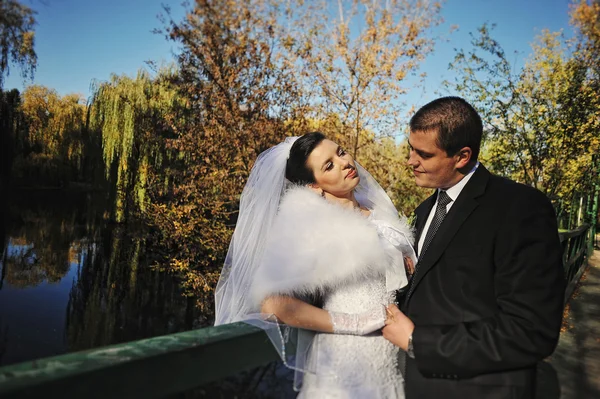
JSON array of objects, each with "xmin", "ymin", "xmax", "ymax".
[{"xmin": 0, "ymin": 189, "xmax": 197, "ymax": 366}]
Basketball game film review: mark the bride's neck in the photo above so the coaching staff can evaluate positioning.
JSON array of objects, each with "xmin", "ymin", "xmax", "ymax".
[{"xmin": 327, "ymin": 192, "xmax": 360, "ymax": 210}]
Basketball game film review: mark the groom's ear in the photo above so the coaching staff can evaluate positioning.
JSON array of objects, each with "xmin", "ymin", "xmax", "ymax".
[{"xmin": 455, "ymin": 147, "xmax": 473, "ymax": 169}]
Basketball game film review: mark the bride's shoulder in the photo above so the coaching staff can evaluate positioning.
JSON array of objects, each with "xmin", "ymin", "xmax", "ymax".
[
  {"xmin": 278, "ymin": 185, "xmax": 322, "ymax": 214},
  {"xmin": 282, "ymin": 185, "xmax": 316, "ymax": 202}
]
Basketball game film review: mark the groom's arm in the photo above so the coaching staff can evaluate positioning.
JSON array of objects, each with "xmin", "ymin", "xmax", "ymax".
[{"xmin": 411, "ymin": 188, "xmax": 565, "ymax": 379}]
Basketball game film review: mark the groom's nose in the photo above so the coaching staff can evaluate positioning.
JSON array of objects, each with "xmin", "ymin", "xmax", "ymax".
[{"xmin": 407, "ymin": 150, "xmax": 418, "ymax": 167}]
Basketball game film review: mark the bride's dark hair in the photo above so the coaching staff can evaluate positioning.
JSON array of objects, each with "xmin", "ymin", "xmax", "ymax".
[{"xmin": 285, "ymin": 132, "xmax": 326, "ymax": 184}]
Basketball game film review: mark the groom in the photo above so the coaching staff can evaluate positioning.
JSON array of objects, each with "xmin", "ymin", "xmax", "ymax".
[{"xmin": 383, "ymin": 97, "xmax": 565, "ymax": 398}]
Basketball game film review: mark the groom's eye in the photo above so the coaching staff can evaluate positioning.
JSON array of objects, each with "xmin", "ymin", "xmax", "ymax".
[{"xmin": 417, "ymin": 150, "xmax": 432, "ymax": 159}]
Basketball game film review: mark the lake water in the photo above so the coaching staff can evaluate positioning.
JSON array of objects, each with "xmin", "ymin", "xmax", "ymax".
[
  {"xmin": 0, "ymin": 188, "xmax": 296, "ymax": 398},
  {"xmin": 0, "ymin": 189, "xmax": 199, "ymax": 366}
]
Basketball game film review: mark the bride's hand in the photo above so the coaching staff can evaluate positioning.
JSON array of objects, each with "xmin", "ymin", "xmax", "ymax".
[{"xmin": 404, "ymin": 256, "xmax": 415, "ymax": 276}]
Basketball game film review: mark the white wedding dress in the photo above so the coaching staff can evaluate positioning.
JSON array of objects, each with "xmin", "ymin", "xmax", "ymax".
[
  {"xmin": 299, "ymin": 216, "xmax": 407, "ymax": 399},
  {"xmin": 214, "ymin": 139, "xmax": 415, "ymax": 398}
]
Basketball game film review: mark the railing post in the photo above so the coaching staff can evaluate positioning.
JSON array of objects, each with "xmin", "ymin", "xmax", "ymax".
[{"xmin": 588, "ymin": 177, "xmax": 598, "ymax": 256}]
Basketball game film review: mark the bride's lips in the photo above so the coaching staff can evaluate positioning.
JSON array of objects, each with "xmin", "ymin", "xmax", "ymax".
[{"xmin": 346, "ymin": 168, "xmax": 357, "ymax": 179}]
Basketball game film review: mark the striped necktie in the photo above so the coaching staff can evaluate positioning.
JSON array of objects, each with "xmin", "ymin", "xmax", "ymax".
[
  {"xmin": 407, "ymin": 190, "xmax": 452, "ymax": 299},
  {"xmin": 418, "ymin": 190, "xmax": 452, "ymax": 261}
]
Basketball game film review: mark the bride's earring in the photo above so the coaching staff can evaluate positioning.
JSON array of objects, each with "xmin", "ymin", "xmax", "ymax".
[{"xmin": 321, "ymin": 189, "xmax": 326, "ymax": 198}]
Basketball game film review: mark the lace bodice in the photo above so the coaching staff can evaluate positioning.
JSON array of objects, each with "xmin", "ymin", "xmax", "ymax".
[{"xmin": 299, "ymin": 218, "xmax": 409, "ymax": 399}]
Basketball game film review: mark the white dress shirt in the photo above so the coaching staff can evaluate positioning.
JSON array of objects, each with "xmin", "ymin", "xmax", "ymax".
[{"xmin": 417, "ymin": 162, "xmax": 480, "ymax": 254}]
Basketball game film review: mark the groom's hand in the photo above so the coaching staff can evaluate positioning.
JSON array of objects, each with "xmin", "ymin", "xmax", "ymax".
[
  {"xmin": 382, "ymin": 304, "xmax": 414, "ymax": 351},
  {"xmin": 404, "ymin": 256, "xmax": 415, "ymax": 276}
]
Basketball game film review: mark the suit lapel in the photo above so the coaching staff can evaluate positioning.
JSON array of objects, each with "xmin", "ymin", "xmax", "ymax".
[{"xmin": 406, "ymin": 166, "xmax": 490, "ymax": 305}]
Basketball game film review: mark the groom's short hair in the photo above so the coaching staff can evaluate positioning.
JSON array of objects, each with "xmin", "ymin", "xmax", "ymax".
[{"xmin": 410, "ymin": 97, "xmax": 482, "ymax": 161}]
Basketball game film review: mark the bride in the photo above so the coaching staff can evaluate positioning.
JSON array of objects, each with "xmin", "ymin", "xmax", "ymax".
[{"xmin": 215, "ymin": 132, "xmax": 416, "ymax": 398}]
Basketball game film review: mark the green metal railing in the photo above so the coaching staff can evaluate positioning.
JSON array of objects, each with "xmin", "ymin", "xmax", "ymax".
[
  {"xmin": 0, "ymin": 225, "xmax": 594, "ymax": 398},
  {"xmin": 559, "ymin": 223, "xmax": 591, "ymax": 304},
  {"xmin": 0, "ymin": 322, "xmax": 281, "ymax": 399}
]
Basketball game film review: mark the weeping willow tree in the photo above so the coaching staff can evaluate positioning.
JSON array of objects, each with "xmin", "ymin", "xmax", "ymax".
[
  {"xmin": 9, "ymin": 85, "xmax": 90, "ymax": 186},
  {"xmin": 89, "ymin": 68, "xmax": 182, "ymax": 223},
  {"xmin": 0, "ymin": 0, "xmax": 37, "ymax": 88}
]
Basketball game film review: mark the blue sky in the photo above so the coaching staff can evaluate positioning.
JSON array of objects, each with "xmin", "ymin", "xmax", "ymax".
[
  {"xmin": 410, "ymin": 0, "xmax": 573, "ymax": 109},
  {"xmin": 4, "ymin": 0, "xmax": 184, "ymax": 99},
  {"xmin": 5, "ymin": 0, "xmax": 573, "ymax": 111}
]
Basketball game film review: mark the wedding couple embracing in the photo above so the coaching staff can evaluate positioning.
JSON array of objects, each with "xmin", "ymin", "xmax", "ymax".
[{"xmin": 214, "ymin": 97, "xmax": 565, "ymax": 398}]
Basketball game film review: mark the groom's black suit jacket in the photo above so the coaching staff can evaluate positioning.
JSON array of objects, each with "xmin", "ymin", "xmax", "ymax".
[{"xmin": 402, "ymin": 165, "xmax": 565, "ymax": 399}]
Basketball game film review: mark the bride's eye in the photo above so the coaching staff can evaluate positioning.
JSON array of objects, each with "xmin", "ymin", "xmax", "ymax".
[
  {"xmin": 326, "ymin": 162, "xmax": 334, "ymax": 171},
  {"xmin": 338, "ymin": 148, "xmax": 346, "ymax": 156}
]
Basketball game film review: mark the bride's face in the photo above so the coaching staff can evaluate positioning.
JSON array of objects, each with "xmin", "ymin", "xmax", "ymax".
[{"xmin": 306, "ymin": 139, "xmax": 360, "ymax": 197}]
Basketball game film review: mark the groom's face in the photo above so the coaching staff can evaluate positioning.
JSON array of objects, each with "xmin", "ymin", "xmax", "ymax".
[{"xmin": 407, "ymin": 129, "xmax": 462, "ymax": 190}]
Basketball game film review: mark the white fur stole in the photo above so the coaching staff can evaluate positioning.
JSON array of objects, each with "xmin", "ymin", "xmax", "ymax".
[{"xmin": 251, "ymin": 186, "xmax": 409, "ymax": 306}]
